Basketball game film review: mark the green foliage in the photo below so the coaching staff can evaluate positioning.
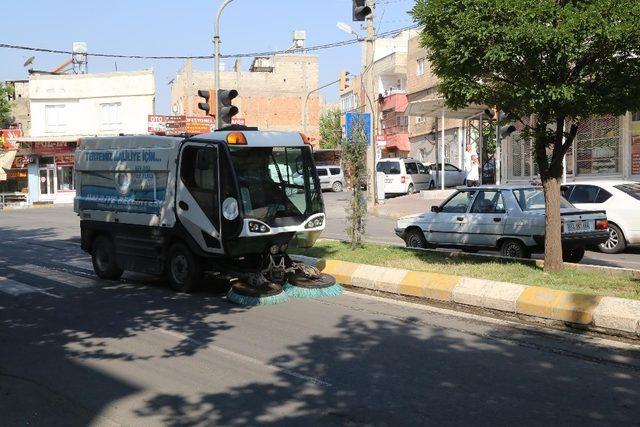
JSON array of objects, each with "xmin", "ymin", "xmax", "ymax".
[
  {"xmin": 0, "ymin": 83, "xmax": 14, "ymax": 128},
  {"xmin": 319, "ymin": 108, "xmax": 343, "ymax": 149},
  {"xmin": 412, "ymin": 0, "xmax": 640, "ymax": 178},
  {"xmin": 341, "ymin": 118, "xmax": 368, "ymax": 249}
]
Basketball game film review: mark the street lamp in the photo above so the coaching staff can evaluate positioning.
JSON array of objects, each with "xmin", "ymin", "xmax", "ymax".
[{"xmin": 336, "ymin": 22, "xmax": 363, "ymax": 41}]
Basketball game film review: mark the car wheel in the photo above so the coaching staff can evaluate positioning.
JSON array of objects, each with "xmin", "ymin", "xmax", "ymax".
[
  {"xmin": 500, "ymin": 239, "xmax": 530, "ymax": 259},
  {"xmin": 167, "ymin": 242, "xmax": 203, "ymax": 293},
  {"xmin": 405, "ymin": 229, "xmax": 427, "ymax": 249},
  {"xmin": 598, "ymin": 223, "xmax": 626, "ymax": 254},
  {"xmin": 429, "ymin": 181, "xmax": 435, "ymax": 190},
  {"xmin": 332, "ymin": 181, "xmax": 343, "ymax": 192},
  {"xmin": 563, "ymin": 247, "xmax": 585, "ymax": 263},
  {"xmin": 91, "ymin": 235, "xmax": 124, "ymax": 280},
  {"xmin": 407, "ymin": 184, "xmax": 415, "ymax": 194}
]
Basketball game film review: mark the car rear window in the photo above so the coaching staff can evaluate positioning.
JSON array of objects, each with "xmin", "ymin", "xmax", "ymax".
[
  {"xmin": 513, "ymin": 189, "xmax": 574, "ymax": 210},
  {"xmin": 405, "ymin": 162, "xmax": 418, "ymax": 174},
  {"xmin": 330, "ymin": 167, "xmax": 341, "ymax": 175},
  {"xmin": 615, "ymin": 183, "xmax": 640, "ymax": 201},
  {"xmin": 376, "ymin": 161, "xmax": 401, "ymax": 174},
  {"xmin": 317, "ymin": 168, "xmax": 328, "ymax": 176}
]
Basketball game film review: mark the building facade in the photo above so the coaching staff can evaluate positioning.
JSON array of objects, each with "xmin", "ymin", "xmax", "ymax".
[
  {"xmin": 8, "ymin": 70, "xmax": 155, "ymax": 204},
  {"xmin": 6, "ymin": 80, "xmax": 30, "ymax": 136},
  {"xmin": 170, "ymin": 55, "xmax": 321, "ymax": 144}
]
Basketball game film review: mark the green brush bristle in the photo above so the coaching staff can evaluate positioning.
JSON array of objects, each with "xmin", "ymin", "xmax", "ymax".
[
  {"xmin": 283, "ymin": 282, "xmax": 343, "ymax": 298},
  {"xmin": 226, "ymin": 288, "xmax": 290, "ymax": 306}
]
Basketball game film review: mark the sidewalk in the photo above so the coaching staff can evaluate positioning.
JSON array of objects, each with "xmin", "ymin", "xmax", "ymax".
[{"xmin": 371, "ymin": 190, "xmax": 453, "ymax": 219}]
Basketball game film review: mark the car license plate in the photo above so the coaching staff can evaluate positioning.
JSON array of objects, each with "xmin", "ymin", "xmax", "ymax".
[{"xmin": 564, "ymin": 220, "xmax": 594, "ymax": 233}]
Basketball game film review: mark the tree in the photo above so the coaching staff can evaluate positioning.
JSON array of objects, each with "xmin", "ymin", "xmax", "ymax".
[
  {"xmin": 412, "ymin": 0, "xmax": 640, "ymax": 271},
  {"xmin": 319, "ymin": 108, "xmax": 343, "ymax": 149},
  {"xmin": 0, "ymin": 83, "xmax": 14, "ymax": 128},
  {"xmin": 341, "ymin": 119, "xmax": 368, "ymax": 249}
]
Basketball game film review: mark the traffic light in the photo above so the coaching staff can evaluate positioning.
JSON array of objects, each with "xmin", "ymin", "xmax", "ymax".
[
  {"xmin": 484, "ymin": 108, "xmax": 516, "ymax": 138},
  {"xmin": 339, "ymin": 69, "xmax": 349, "ymax": 91},
  {"xmin": 352, "ymin": 0, "xmax": 371, "ymax": 22},
  {"xmin": 217, "ymin": 89, "xmax": 239, "ymax": 128},
  {"xmin": 197, "ymin": 89, "xmax": 215, "ymax": 116}
]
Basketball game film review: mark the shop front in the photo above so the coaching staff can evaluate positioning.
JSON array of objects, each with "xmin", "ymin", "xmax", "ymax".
[{"xmin": 18, "ymin": 138, "xmax": 78, "ymax": 204}]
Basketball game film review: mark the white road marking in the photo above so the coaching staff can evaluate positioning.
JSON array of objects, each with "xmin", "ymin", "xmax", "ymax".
[
  {"xmin": 10, "ymin": 264, "xmax": 98, "ymax": 289},
  {"xmin": 0, "ymin": 276, "xmax": 62, "ymax": 298},
  {"xmin": 157, "ymin": 328, "xmax": 332, "ymax": 387}
]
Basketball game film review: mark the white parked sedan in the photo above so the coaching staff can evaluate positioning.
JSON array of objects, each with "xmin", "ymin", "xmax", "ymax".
[{"xmin": 562, "ymin": 181, "xmax": 640, "ymax": 253}]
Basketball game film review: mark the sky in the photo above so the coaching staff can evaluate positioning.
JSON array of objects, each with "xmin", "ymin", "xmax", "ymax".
[{"xmin": 1, "ymin": 0, "xmax": 417, "ymax": 114}]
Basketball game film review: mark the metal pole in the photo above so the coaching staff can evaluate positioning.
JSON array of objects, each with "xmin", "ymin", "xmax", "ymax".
[
  {"xmin": 214, "ymin": 0, "xmax": 235, "ymax": 126},
  {"xmin": 303, "ymin": 78, "xmax": 340, "ymax": 134},
  {"xmin": 478, "ymin": 113, "xmax": 483, "ymax": 185},
  {"xmin": 441, "ymin": 108, "xmax": 445, "ymax": 190},
  {"xmin": 365, "ymin": 0, "xmax": 377, "ymax": 206},
  {"xmin": 495, "ymin": 116, "xmax": 501, "ymax": 185}
]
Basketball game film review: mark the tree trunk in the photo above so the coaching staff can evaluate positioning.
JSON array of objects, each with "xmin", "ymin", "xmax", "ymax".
[{"xmin": 542, "ymin": 176, "xmax": 563, "ymax": 271}]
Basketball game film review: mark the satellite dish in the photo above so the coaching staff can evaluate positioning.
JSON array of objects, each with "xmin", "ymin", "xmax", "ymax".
[{"xmin": 23, "ymin": 56, "xmax": 35, "ymax": 67}]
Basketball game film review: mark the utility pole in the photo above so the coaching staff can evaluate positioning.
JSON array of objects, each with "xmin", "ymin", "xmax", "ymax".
[
  {"xmin": 364, "ymin": 0, "xmax": 378, "ymax": 206},
  {"xmin": 214, "ymin": 0, "xmax": 235, "ymax": 125}
]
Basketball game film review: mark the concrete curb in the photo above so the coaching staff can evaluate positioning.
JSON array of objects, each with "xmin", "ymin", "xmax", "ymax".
[
  {"xmin": 292, "ymin": 255, "xmax": 640, "ymax": 338},
  {"xmin": 0, "ymin": 203, "xmax": 73, "ymax": 211}
]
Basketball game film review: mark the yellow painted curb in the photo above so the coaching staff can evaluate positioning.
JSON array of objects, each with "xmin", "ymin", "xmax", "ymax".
[
  {"xmin": 516, "ymin": 287, "xmax": 565, "ymax": 319},
  {"xmin": 322, "ymin": 259, "xmax": 360, "ymax": 285},
  {"xmin": 552, "ymin": 293, "xmax": 602, "ymax": 324},
  {"xmin": 399, "ymin": 271, "xmax": 459, "ymax": 301}
]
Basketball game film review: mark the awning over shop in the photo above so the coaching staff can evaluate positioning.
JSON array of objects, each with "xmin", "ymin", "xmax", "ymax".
[
  {"xmin": 406, "ymin": 97, "xmax": 486, "ymax": 119},
  {"xmin": 384, "ymin": 133, "xmax": 410, "ymax": 152}
]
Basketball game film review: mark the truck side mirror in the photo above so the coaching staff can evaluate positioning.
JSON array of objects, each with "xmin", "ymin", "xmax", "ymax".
[
  {"xmin": 431, "ymin": 205, "xmax": 440, "ymax": 213},
  {"xmin": 196, "ymin": 149, "xmax": 210, "ymax": 170}
]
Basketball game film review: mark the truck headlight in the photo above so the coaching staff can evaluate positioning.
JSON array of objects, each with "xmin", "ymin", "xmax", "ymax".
[
  {"xmin": 248, "ymin": 221, "xmax": 270, "ymax": 233},
  {"xmin": 222, "ymin": 197, "xmax": 239, "ymax": 220},
  {"xmin": 305, "ymin": 216, "xmax": 324, "ymax": 229}
]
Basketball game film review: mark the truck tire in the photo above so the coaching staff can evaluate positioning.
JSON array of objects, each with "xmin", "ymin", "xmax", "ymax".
[
  {"xmin": 563, "ymin": 247, "xmax": 585, "ymax": 263},
  {"xmin": 91, "ymin": 235, "xmax": 124, "ymax": 280},
  {"xmin": 167, "ymin": 242, "xmax": 203, "ymax": 293},
  {"xmin": 598, "ymin": 223, "xmax": 626, "ymax": 254},
  {"xmin": 500, "ymin": 239, "xmax": 530, "ymax": 259}
]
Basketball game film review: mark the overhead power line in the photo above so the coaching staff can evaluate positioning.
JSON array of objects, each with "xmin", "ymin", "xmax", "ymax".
[{"xmin": 0, "ymin": 24, "xmax": 420, "ymax": 61}]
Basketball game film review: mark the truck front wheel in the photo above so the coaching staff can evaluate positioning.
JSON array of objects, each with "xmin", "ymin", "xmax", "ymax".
[
  {"xmin": 91, "ymin": 235, "xmax": 124, "ymax": 280},
  {"xmin": 167, "ymin": 242, "xmax": 203, "ymax": 293}
]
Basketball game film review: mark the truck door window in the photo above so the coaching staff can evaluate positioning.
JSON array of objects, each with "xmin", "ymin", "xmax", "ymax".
[{"xmin": 180, "ymin": 146, "xmax": 219, "ymax": 229}]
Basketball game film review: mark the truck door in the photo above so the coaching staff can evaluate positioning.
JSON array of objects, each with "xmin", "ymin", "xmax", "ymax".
[{"xmin": 176, "ymin": 144, "xmax": 222, "ymax": 253}]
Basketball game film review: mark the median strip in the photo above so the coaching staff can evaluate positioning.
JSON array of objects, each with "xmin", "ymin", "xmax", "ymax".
[{"xmin": 292, "ymin": 254, "xmax": 640, "ymax": 338}]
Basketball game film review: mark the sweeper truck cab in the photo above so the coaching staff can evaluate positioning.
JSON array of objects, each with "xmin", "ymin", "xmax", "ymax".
[{"xmin": 74, "ymin": 128, "xmax": 340, "ymax": 304}]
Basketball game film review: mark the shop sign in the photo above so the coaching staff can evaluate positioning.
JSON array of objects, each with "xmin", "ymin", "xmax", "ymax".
[
  {"xmin": 31, "ymin": 141, "xmax": 76, "ymax": 155},
  {"xmin": 55, "ymin": 154, "xmax": 75, "ymax": 166},
  {"xmin": 7, "ymin": 169, "xmax": 27, "ymax": 179},
  {"xmin": 11, "ymin": 155, "xmax": 31, "ymax": 168},
  {"xmin": 0, "ymin": 129, "xmax": 22, "ymax": 149},
  {"xmin": 148, "ymin": 115, "xmax": 246, "ymax": 135}
]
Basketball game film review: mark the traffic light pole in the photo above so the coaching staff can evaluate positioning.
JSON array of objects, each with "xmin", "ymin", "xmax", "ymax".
[
  {"xmin": 364, "ymin": 1, "xmax": 378, "ymax": 207},
  {"xmin": 303, "ymin": 78, "xmax": 340, "ymax": 135},
  {"xmin": 214, "ymin": 0, "xmax": 235, "ymax": 127}
]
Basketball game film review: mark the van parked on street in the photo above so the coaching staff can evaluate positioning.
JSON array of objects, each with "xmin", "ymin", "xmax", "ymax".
[
  {"xmin": 376, "ymin": 158, "xmax": 430, "ymax": 195},
  {"xmin": 316, "ymin": 165, "xmax": 346, "ymax": 192}
]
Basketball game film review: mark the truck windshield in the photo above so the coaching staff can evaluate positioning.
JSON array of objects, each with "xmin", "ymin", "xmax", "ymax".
[{"xmin": 229, "ymin": 146, "xmax": 323, "ymax": 224}]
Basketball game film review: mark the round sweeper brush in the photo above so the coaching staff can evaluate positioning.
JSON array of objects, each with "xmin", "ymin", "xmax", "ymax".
[
  {"xmin": 226, "ymin": 281, "xmax": 289, "ymax": 306},
  {"xmin": 283, "ymin": 273, "xmax": 343, "ymax": 298}
]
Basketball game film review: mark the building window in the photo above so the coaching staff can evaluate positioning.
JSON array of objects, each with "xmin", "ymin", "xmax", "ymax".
[
  {"xmin": 575, "ymin": 116, "xmax": 621, "ymax": 176},
  {"xmin": 340, "ymin": 93, "xmax": 356, "ymax": 113},
  {"xmin": 417, "ymin": 58, "xmax": 425, "ymax": 76},
  {"xmin": 56, "ymin": 166, "xmax": 74, "ymax": 191},
  {"xmin": 45, "ymin": 105, "xmax": 66, "ymax": 133},
  {"xmin": 416, "ymin": 115, "xmax": 425, "ymax": 124},
  {"xmin": 100, "ymin": 102, "xmax": 122, "ymax": 131}
]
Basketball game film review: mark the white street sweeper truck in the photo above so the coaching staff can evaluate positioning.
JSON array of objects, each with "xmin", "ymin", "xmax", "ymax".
[{"xmin": 74, "ymin": 127, "xmax": 341, "ymax": 305}]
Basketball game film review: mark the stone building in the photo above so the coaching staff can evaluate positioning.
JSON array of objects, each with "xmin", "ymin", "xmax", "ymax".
[{"xmin": 170, "ymin": 55, "xmax": 321, "ymax": 143}]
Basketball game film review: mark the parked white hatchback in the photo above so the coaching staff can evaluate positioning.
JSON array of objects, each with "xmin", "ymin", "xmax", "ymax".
[
  {"xmin": 376, "ymin": 158, "xmax": 431, "ymax": 195},
  {"xmin": 562, "ymin": 181, "xmax": 640, "ymax": 253}
]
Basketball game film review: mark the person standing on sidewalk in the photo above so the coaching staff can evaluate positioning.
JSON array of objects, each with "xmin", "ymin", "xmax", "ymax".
[
  {"xmin": 463, "ymin": 143, "xmax": 478, "ymax": 185},
  {"xmin": 466, "ymin": 155, "xmax": 480, "ymax": 187}
]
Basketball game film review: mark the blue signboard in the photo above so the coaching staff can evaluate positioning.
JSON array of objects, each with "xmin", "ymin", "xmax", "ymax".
[{"xmin": 345, "ymin": 112, "xmax": 372, "ymax": 145}]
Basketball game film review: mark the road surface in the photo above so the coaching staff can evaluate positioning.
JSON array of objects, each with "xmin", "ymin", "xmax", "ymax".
[
  {"xmin": 322, "ymin": 191, "xmax": 640, "ymax": 270},
  {"xmin": 1, "ymin": 206, "xmax": 639, "ymax": 425}
]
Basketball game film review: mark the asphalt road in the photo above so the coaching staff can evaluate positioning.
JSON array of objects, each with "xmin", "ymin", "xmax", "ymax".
[
  {"xmin": 1, "ymin": 206, "xmax": 640, "ymax": 426},
  {"xmin": 322, "ymin": 191, "xmax": 640, "ymax": 270}
]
